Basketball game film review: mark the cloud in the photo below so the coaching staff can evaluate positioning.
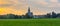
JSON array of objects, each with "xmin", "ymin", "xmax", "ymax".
[
  {"xmin": 0, "ymin": 0, "xmax": 28, "ymax": 9},
  {"xmin": 50, "ymin": 0, "xmax": 58, "ymax": 3},
  {"xmin": 0, "ymin": 0, "xmax": 14, "ymax": 7},
  {"xmin": 29, "ymin": 0, "xmax": 48, "ymax": 5},
  {"xmin": 0, "ymin": 0, "xmax": 60, "ymax": 15},
  {"xmin": 29, "ymin": 0, "xmax": 60, "ymax": 7},
  {"xmin": 28, "ymin": 0, "xmax": 60, "ymax": 14},
  {"xmin": 48, "ymin": 2, "xmax": 60, "ymax": 7},
  {"xmin": 0, "ymin": 0, "xmax": 28, "ymax": 15},
  {"xmin": 0, "ymin": 4, "xmax": 13, "ymax": 7}
]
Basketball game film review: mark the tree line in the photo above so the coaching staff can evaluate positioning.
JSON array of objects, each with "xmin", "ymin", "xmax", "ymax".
[{"xmin": 0, "ymin": 11, "xmax": 60, "ymax": 19}]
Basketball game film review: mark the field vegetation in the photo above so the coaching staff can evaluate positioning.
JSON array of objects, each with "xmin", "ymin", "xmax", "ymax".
[{"xmin": 0, "ymin": 19, "xmax": 60, "ymax": 26}]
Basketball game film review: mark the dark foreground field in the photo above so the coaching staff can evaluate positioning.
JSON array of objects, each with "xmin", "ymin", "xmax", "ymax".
[{"xmin": 0, "ymin": 19, "xmax": 60, "ymax": 26}]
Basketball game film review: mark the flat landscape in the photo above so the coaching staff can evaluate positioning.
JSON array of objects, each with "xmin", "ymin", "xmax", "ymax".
[{"xmin": 0, "ymin": 19, "xmax": 60, "ymax": 26}]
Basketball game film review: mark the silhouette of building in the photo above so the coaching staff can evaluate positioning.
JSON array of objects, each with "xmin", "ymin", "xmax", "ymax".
[
  {"xmin": 51, "ymin": 11, "xmax": 57, "ymax": 18},
  {"xmin": 25, "ymin": 7, "xmax": 33, "ymax": 18}
]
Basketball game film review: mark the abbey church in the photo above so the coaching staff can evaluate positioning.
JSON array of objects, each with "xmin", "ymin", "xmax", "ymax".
[{"xmin": 25, "ymin": 7, "xmax": 33, "ymax": 18}]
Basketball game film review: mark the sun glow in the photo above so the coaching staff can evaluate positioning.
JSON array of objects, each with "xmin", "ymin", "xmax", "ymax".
[{"xmin": 0, "ymin": 8, "xmax": 26, "ymax": 15}]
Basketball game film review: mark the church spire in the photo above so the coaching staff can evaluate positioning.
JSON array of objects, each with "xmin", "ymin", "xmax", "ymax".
[{"xmin": 28, "ymin": 7, "xmax": 30, "ymax": 12}]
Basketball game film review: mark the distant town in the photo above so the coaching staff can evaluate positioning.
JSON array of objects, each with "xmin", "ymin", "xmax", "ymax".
[{"xmin": 0, "ymin": 7, "xmax": 60, "ymax": 19}]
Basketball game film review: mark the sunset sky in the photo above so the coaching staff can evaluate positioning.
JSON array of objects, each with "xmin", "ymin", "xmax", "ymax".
[{"xmin": 0, "ymin": 0, "xmax": 60, "ymax": 15}]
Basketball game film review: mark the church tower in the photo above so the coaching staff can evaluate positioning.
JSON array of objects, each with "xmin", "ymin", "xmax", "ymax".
[
  {"xmin": 28, "ymin": 7, "xmax": 30, "ymax": 12},
  {"xmin": 28, "ymin": 7, "xmax": 31, "ymax": 14}
]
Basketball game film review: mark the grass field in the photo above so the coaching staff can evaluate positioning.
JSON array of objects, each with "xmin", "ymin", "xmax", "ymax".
[{"xmin": 0, "ymin": 19, "xmax": 60, "ymax": 26}]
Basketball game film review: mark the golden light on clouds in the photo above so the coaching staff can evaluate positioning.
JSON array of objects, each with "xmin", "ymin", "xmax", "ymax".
[
  {"xmin": 1, "ymin": 0, "xmax": 60, "ymax": 15},
  {"xmin": 0, "ymin": 0, "xmax": 28, "ymax": 15},
  {"xmin": 0, "ymin": 8, "xmax": 27, "ymax": 15}
]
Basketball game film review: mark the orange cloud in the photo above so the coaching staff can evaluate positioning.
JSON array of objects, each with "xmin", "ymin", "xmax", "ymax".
[
  {"xmin": 1, "ymin": 0, "xmax": 56, "ymax": 15},
  {"xmin": 0, "ymin": 0, "xmax": 28, "ymax": 15},
  {"xmin": 0, "ymin": 7, "xmax": 27, "ymax": 15}
]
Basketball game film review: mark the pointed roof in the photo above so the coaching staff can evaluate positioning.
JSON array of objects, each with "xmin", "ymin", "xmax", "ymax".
[{"xmin": 28, "ymin": 7, "xmax": 30, "ymax": 12}]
